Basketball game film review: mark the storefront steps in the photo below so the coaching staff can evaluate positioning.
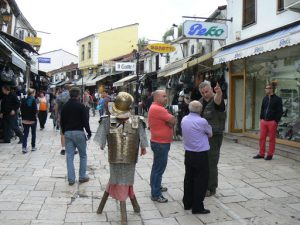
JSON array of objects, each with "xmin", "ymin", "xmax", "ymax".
[{"xmin": 224, "ymin": 133, "xmax": 300, "ymax": 162}]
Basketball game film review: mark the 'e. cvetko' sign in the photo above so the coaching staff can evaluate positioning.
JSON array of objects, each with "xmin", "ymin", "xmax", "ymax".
[
  {"xmin": 183, "ymin": 21, "xmax": 227, "ymax": 40},
  {"xmin": 38, "ymin": 57, "xmax": 51, "ymax": 63}
]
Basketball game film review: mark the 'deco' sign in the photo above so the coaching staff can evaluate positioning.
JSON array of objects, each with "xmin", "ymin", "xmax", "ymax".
[
  {"xmin": 147, "ymin": 43, "xmax": 176, "ymax": 54},
  {"xmin": 183, "ymin": 21, "xmax": 227, "ymax": 40}
]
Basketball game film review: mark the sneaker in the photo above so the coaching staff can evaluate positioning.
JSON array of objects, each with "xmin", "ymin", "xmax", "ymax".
[
  {"xmin": 160, "ymin": 186, "xmax": 168, "ymax": 192},
  {"xmin": 17, "ymin": 139, "xmax": 22, "ymax": 144},
  {"xmin": 253, "ymin": 154, "xmax": 264, "ymax": 159},
  {"xmin": 69, "ymin": 180, "xmax": 75, "ymax": 186},
  {"xmin": 60, "ymin": 149, "xmax": 65, "ymax": 155},
  {"xmin": 151, "ymin": 196, "xmax": 168, "ymax": 203},
  {"xmin": 22, "ymin": 148, "xmax": 28, "ymax": 154},
  {"xmin": 265, "ymin": 155, "xmax": 273, "ymax": 160},
  {"xmin": 79, "ymin": 177, "xmax": 89, "ymax": 184},
  {"xmin": 31, "ymin": 147, "xmax": 37, "ymax": 151}
]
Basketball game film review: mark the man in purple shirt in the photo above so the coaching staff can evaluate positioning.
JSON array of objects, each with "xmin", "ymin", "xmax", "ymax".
[{"xmin": 181, "ymin": 101, "xmax": 212, "ymax": 214}]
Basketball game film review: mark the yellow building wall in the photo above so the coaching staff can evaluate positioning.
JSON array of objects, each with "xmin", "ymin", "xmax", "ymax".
[
  {"xmin": 78, "ymin": 36, "xmax": 94, "ymax": 75},
  {"xmin": 97, "ymin": 24, "xmax": 138, "ymax": 63}
]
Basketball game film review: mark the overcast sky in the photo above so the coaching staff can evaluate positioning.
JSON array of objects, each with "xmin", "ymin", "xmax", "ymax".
[{"xmin": 16, "ymin": 0, "xmax": 227, "ymax": 56}]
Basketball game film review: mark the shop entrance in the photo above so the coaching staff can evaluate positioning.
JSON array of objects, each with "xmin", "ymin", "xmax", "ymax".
[{"xmin": 230, "ymin": 74, "xmax": 244, "ymax": 132}]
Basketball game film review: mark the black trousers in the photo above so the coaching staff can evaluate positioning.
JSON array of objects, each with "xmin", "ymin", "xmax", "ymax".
[
  {"xmin": 38, "ymin": 111, "xmax": 47, "ymax": 129},
  {"xmin": 3, "ymin": 114, "xmax": 23, "ymax": 142},
  {"xmin": 183, "ymin": 150, "xmax": 209, "ymax": 213}
]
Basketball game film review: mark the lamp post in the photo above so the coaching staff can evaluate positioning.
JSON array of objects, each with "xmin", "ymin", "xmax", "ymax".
[{"xmin": 133, "ymin": 50, "xmax": 140, "ymax": 115}]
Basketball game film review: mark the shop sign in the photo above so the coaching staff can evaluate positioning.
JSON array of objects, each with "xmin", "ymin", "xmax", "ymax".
[
  {"xmin": 147, "ymin": 43, "xmax": 176, "ymax": 53},
  {"xmin": 115, "ymin": 62, "xmax": 136, "ymax": 71},
  {"xmin": 183, "ymin": 21, "xmax": 227, "ymax": 40},
  {"xmin": 25, "ymin": 37, "xmax": 42, "ymax": 47},
  {"xmin": 38, "ymin": 57, "xmax": 51, "ymax": 63}
]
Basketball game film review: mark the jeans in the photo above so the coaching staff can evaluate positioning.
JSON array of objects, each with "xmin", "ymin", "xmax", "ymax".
[
  {"xmin": 22, "ymin": 122, "xmax": 37, "ymax": 149},
  {"xmin": 150, "ymin": 141, "xmax": 170, "ymax": 198},
  {"xmin": 259, "ymin": 119, "xmax": 278, "ymax": 156},
  {"xmin": 64, "ymin": 130, "xmax": 87, "ymax": 182}
]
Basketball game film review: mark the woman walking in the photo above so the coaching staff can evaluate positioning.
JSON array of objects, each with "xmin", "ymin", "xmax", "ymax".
[
  {"xmin": 37, "ymin": 92, "xmax": 48, "ymax": 130},
  {"xmin": 20, "ymin": 88, "xmax": 37, "ymax": 153}
]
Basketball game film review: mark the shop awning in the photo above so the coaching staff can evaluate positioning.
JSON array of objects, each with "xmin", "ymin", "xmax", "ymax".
[
  {"xmin": 75, "ymin": 74, "xmax": 96, "ymax": 86},
  {"xmin": 157, "ymin": 57, "xmax": 191, "ymax": 78},
  {"xmin": 183, "ymin": 50, "xmax": 219, "ymax": 69},
  {"xmin": 85, "ymin": 74, "xmax": 109, "ymax": 86},
  {"xmin": 113, "ymin": 75, "xmax": 137, "ymax": 87},
  {"xmin": 214, "ymin": 23, "xmax": 300, "ymax": 65},
  {"xmin": 30, "ymin": 65, "xmax": 38, "ymax": 75},
  {"xmin": 0, "ymin": 36, "xmax": 26, "ymax": 71}
]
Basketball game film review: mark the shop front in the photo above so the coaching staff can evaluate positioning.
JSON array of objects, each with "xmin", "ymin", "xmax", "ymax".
[{"xmin": 214, "ymin": 22, "xmax": 300, "ymax": 147}]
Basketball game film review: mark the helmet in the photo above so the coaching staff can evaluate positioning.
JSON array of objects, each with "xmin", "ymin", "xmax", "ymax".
[{"xmin": 110, "ymin": 92, "xmax": 134, "ymax": 117}]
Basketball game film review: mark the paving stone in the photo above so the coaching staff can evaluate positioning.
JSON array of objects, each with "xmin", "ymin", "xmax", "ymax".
[
  {"xmin": 143, "ymin": 218, "xmax": 179, "ymax": 225},
  {"xmin": 65, "ymin": 213, "xmax": 107, "ymax": 223},
  {"xmin": 0, "ymin": 210, "xmax": 39, "ymax": 220},
  {"xmin": 176, "ymin": 214, "xmax": 204, "ymax": 225},
  {"xmin": 259, "ymin": 187, "xmax": 290, "ymax": 198}
]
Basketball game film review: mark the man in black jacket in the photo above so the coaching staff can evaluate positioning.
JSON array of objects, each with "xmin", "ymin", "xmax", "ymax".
[
  {"xmin": 253, "ymin": 83, "xmax": 283, "ymax": 160},
  {"xmin": 0, "ymin": 85, "xmax": 23, "ymax": 143},
  {"xmin": 60, "ymin": 87, "xmax": 92, "ymax": 185}
]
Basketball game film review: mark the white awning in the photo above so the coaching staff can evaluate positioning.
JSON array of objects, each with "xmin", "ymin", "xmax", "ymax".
[
  {"xmin": 113, "ymin": 75, "xmax": 137, "ymax": 87},
  {"xmin": 85, "ymin": 74, "xmax": 109, "ymax": 86},
  {"xmin": 30, "ymin": 65, "xmax": 38, "ymax": 75},
  {"xmin": 0, "ymin": 36, "xmax": 26, "ymax": 71},
  {"xmin": 157, "ymin": 57, "xmax": 191, "ymax": 78},
  {"xmin": 75, "ymin": 74, "xmax": 96, "ymax": 85},
  {"xmin": 214, "ymin": 23, "xmax": 300, "ymax": 65}
]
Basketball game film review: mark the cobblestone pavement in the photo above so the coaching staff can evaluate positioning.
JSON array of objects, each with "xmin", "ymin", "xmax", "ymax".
[{"xmin": 0, "ymin": 115, "xmax": 300, "ymax": 225}]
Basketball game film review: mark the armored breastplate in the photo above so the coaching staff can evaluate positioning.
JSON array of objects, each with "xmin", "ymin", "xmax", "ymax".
[{"xmin": 107, "ymin": 116, "xmax": 140, "ymax": 164}]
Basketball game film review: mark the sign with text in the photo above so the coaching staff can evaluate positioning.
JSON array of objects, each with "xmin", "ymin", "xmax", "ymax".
[
  {"xmin": 25, "ymin": 37, "xmax": 42, "ymax": 47},
  {"xmin": 147, "ymin": 43, "xmax": 176, "ymax": 53},
  {"xmin": 38, "ymin": 57, "xmax": 51, "ymax": 63},
  {"xmin": 183, "ymin": 21, "xmax": 227, "ymax": 40},
  {"xmin": 115, "ymin": 62, "xmax": 136, "ymax": 71}
]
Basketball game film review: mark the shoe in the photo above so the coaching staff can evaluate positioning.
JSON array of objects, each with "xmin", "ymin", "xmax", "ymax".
[
  {"xmin": 22, "ymin": 148, "xmax": 28, "ymax": 154},
  {"xmin": 31, "ymin": 147, "xmax": 37, "ymax": 151},
  {"xmin": 17, "ymin": 139, "xmax": 22, "ymax": 144},
  {"xmin": 265, "ymin": 155, "xmax": 273, "ymax": 160},
  {"xmin": 60, "ymin": 149, "xmax": 65, "ymax": 155},
  {"xmin": 40, "ymin": 128, "xmax": 44, "ymax": 131},
  {"xmin": 205, "ymin": 189, "xmax": 216, "ymax": 197},
  {"xmin": 79, "ymin": 177, "xmax": 89, "ymax": 184},
  {"xmin": 253, "ymin": 154, "xmax": 264, "ymax": 159},
  {"xmin": 75, "ymin": 150, "xmax": 78, "ymax": 155},
  {"xmin": 151, "ymin": 196, "xmax": 168, "ymax": 203},
  {"xmin": 160, "ymin": 186, "xmax": 168, "ymax": 192},
  {"xmin": 192, "ymin": 209, "xmax": 210, "ymax": 214},
  {"xmin": 184, "ymin": 206, "xmax": 192, "ymax": 210},
  {"xmin": 69, "ymin": 181, "xmax": 75, "ymax": 186}
]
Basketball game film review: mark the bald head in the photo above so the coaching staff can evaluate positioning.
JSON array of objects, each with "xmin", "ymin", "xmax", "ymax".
[
  {"xmin": 188, "ymin": 101, "xmax": 203, "ymax": 114},
  {"xmin": 153, "ymin": 90, "xmax": 168, "ymax": 106}
]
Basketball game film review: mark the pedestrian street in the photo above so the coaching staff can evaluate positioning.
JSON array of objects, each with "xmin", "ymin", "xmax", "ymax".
[{"xmin": 0, "ymin": 116, "xmax": 299, "ymax": 225}]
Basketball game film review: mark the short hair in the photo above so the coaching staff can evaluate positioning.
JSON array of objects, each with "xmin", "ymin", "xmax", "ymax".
[
  {"xmin": 27, "ymin": 88, "xmax": 35, "ymax": 96},
  {"xmin": 199, "ymin": 81, "xmax": 211, "ymax": 90},
  {"xmin": 188, "ymin": 101, "xmax": 203, "ymax": 113},
  {"xmin": 2, "ymin": 85, "xmax": 11, "ymax": 91},
  {"xmin": 69, "ymin": 87, "xmax": 81, "ymax": 98}
]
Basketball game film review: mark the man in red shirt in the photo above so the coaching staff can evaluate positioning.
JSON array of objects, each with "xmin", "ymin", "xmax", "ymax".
[{"xmin": 148, "ymin": 90, "xmax": 176, "ymax": 203}]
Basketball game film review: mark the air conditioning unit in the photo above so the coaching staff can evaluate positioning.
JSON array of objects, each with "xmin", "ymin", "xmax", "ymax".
[{"xmin": 284, "ymin": 0, "xmax": 300, "ymax": 12}]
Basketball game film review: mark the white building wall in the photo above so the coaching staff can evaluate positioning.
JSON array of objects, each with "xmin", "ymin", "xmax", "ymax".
[
  {"xmin": 226, "ymin": 0, "xmax": 300, "ymax": 45},
  {"xmin": 33, "ymin": 49, "xmax": 78, "ymax": 72}
]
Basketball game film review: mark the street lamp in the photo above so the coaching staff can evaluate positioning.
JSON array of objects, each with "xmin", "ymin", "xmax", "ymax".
[
  {"xmin": 132, "ymin": 50, "xmax": 140, "ymax": 115},
  {"xmin": 0, "ymin": 10, "xmax": 11, "ymax": 26}
]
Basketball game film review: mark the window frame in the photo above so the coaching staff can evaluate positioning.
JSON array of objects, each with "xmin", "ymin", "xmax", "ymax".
[
  {"xmin": 242, "ymin": 0, "xmax": 256, "ymax": 28},
  {"xmin": 81, "ymin": 44, "xmax": 85, "ymax": 61},
  {"xmin": 88, "ymin": 42, "xmax": 92, "ymax": 59},
  {"xmin": 277, "ymin": 0, "xmax": 284, "ymax": 12}
]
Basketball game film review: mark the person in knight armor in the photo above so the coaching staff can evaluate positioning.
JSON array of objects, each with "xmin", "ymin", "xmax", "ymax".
[{"xmin": 94, "ymin": 92, "xmax": 148, "ymax": 223}]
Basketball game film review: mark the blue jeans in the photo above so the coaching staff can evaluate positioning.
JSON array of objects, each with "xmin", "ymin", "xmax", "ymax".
[
  {"xmin": 64, "ymin": 130, "xmax": 87, "ymax": 182},
  {"xmin": 150, "ymin": 141, "xmax": 170, "ymax": 198},
  {"xmin": 22, "ymin": 122, "xmax": 37, "ymax": 149}
]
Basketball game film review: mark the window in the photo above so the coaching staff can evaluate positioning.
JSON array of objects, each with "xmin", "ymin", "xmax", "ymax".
[
  {"xmin": 277, "ymin": 0, "xmax": 284, "ymax": 11},
  {"xmin": 88, "ymin": 42, "xmax": 91, "ymax": 59},
  {"xmin": 81, "ymin": 44, "xmax": 85, "ymax": 61},
  {"xmin": 243, "ymin": 0, "xmax": 256, "ymax": 27}
]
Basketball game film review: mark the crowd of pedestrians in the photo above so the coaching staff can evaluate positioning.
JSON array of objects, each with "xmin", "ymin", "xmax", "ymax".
[{"xmin": 0, "ymin": 80, "xmax": 284, "ymax": 218}]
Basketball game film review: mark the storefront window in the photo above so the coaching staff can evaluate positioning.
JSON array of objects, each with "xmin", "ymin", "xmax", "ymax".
[{"xmin": 245, "ymin": 45, "xmax": 300, "ymax": 142}]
